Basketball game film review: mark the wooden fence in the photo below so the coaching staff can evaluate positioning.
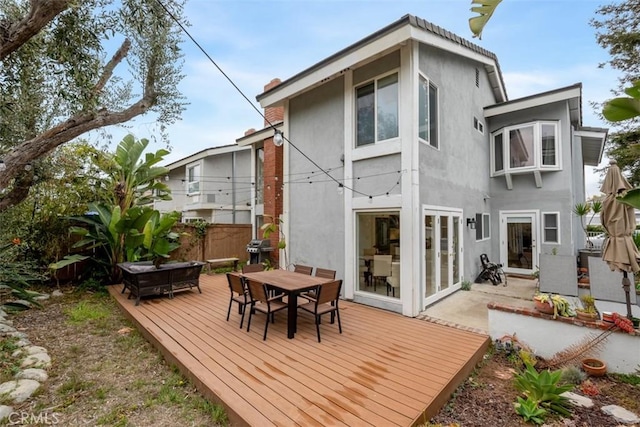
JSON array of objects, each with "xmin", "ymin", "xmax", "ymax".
[{"xmin": 169, "ymin": 223, "xmax": 252, "ymax": 263}]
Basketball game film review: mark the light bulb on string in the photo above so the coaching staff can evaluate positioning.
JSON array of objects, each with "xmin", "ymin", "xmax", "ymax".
[{"xmin": 273, "ymin": 130, "xmax": 284, "ymax": 147}]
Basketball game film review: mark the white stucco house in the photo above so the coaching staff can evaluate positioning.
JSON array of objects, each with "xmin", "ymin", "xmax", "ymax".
[
  {"xmin": 248, "ymin": 14, "xmax": 607, "ymax": 317},
  {"xmin": 154, "ymin": 144, "xmax": 252, "ymax": 224}
]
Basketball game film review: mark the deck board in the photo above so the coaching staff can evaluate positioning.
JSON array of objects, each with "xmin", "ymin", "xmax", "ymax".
[{"xmin": 109, "ymin": 273, "xmax": 489, "ymax": 426}]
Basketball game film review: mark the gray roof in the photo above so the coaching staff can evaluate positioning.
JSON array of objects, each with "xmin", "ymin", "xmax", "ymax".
[{"xmin": 257, "ymin": 14, "xmax": 506, "ymax": 102}]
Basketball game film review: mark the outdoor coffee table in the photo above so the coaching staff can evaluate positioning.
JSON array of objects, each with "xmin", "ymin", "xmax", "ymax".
[{"xmin": 242, "ymin": 269, "xmax": 332, "ymax": 339}]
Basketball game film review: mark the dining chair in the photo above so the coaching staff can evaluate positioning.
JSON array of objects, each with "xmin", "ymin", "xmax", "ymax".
[
  {"xmin": 298, "ymin": 280, "xmax": 343, "ymax": 343},
  {"xmin": 245, "ymin": 279, "xmax": 288, "ymax": 340},
  {"xmin": 225, "ymin": 273, "xmax": 250, "ymax": 328},
  {"xmin": 373, "ymin": 255, "xmax": 392, "ymax": 292},
  {"xmin": 242, "ymin": 263, "xmax": 265, "ymax": 273},
  {"xmin": 300, "ymin": 268, "xmax": 337, "ymax": 302},
  {"xmin": 386, "ymin": 262, "xmax": 400, "ymax": 297},
  {"xmin": 294, "ymin": 264, "xmax": 313, "ymax": 275}
]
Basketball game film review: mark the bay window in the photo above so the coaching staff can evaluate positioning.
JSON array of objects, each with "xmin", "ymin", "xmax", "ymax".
[{"xmin": 491, "ymin": 121, "xmax": 559, "ymax": 175}]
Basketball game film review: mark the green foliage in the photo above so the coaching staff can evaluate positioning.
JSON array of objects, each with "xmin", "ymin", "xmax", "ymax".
[
  {"xmin": 0, "ymin": 241, "xmax": 45, "ymax": 309},
  {"xmin": 0, "ymin": 141, "xmax": 104, "ymax": 267},
  {"xmin": 98, "ymin": 135, "xmax": 172, "ymax": 211},
  {"xmin": 513, "ymin": 363, "xmax": 574, "ymax": 419},
  {"xmin": 609, "ymin": 371, "xmax": 640, "ymax": 386},
  {"xmin": 65, "ymin": 300, "xmax": 111, "ymax": 325},
  {"xmin": 603, "ymin": 81, "xmax": 640, "ymax": 122},
  {"xmin": 469, "ymin": 0, "xmax": 503, "ymax": 39},
  {"xmin": 460, "ymin": 280, "xmax": 472, "ymax": 291},
  {"xmin": 559, "ymin": 365, "xmax": 587, "ymax": 386},
  {"xmin": 514, "ymin": 396, "xmax": 547, "ymax": 425}
]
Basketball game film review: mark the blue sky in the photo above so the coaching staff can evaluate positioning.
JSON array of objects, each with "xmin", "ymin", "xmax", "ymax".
[{"xmin": 105, "ymin": 0, "xmax": 621, "ymax": 197}]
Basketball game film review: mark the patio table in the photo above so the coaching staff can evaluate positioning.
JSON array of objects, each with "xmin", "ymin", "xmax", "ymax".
[{"xmin": 242, "ymin": 269, "xmax": 332, "ymax": 339}]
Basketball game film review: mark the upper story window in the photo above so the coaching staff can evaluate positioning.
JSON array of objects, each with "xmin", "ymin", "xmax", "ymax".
[
  {"xmin": 491, "ymin": 121, "xmax": 559, "ymax": 176},
  {"xmin": 187, "ymin": 163, "xmax": 201, "ymax": 195},
  {"xmin": 418, "ymin": 74, "xmax": 438, "ymax": 148},
  {"xmin": 356, "ymin": 72, "xmax": 398, "ymax": 147}
]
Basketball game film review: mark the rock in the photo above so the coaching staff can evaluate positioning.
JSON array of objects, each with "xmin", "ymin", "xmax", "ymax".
[
  {"xmin": 51, "ymin": 290, "xmax": 63, "ymax": 298},
  {"xmin": 23, "ymin": 346, "xmax": 47, "ymax": 356},
  {"xmin": 8, "ymin": 332, "xmax": 27, "ymax": 340},
  {"xmin": 601, "ymin": 405, "xmax": 640, "ymax": 424},
  {"xmin": 0, "ymin": 405, "xmax": 13, "ymax": 421},
  {"xmin": 0, "ymin": 319, "xmax": 13, "ymax": 326},
  {"xmin": 0, "ymin": 309, "xmax": 7, "ymax": 318},
  {"xmin": 14, "ymin": 338, "xmax": 30, "ymax": 347},
  {"xmin": 15, "ymin": 368, "xmax": 48, "ymax": 382},
  {"xmin": 33, "ymin": 294, "xmax": 49, "ymax": 301},
  {"xmin": 21, "ymin": 353, "xmax": 51, "ymax": 369},
  {"xmin": 0, "ymin": 324, "xmax": 17, "ymax": 335},
  {"xmin": 561, "ymin": 391, "xmax": 594, "ymax": 408},
  {"xmin": 0, "ymin": 379, "xmax": 40, "ymax": 403}
]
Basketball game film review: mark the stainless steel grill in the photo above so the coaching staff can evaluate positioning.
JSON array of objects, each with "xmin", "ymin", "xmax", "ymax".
[{"xmin": 246, "ymin": 239, "xmax": 274, "ymax": 264}]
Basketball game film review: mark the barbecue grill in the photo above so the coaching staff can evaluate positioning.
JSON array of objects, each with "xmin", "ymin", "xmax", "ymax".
[{"xmin": 246, "ymin": 239, "xmax": 274, "ymax": 264}]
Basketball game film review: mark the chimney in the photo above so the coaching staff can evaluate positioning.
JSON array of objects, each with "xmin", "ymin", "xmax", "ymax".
[
  {"xmin": 263, "ymin": 78, "xmax": 283, "ymax": 127},
  {"xmin": 244, "ymin": 128, "xmax": 256, "ymax": 136}
]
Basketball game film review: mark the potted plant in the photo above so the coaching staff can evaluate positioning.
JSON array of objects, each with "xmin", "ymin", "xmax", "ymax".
[
  {"xmin": 582, "ymin": 358, "xmax": 607, "ymax": 376},
  {"xmin": 533, "ymin": 293, "xmax": 574, "ymax": 319},
  {"xmin": 576, "ymin": 294, "xmax": 599, "ymax": 322}
]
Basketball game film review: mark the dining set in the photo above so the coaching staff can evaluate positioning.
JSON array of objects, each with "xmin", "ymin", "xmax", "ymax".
[{"xmin": 225, "ymin": 264, "xmax": 342, "ymax": 342}]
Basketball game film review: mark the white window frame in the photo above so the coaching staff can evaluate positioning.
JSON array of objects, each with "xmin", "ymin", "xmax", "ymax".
[
  {"xmin": 473, "ymin": 117, "xmax": 484, "ymax": 134},
  {"xmin": 475, "ymin": 213, "xmax": 490, "ymax": 241},
  {"xmin": 490, "ymin": 121, "xmax": 560, "ymax": 176},
  {"xmin": 354, "ymin": 70, "xmax": 400, "ymax": 148},
  {"xmin": 418, "ymin": 72, "xmax": 439, "ymax": 149},
  {"xmin": 542, "ymin": 212, "xmax": 560, "ymax": 244},
  {"xmin": 186, "ymin": 162, "xmax": 202, "ymax": 195}
]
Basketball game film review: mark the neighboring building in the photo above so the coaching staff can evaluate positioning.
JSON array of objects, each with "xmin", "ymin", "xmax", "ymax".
[
  {"xmin": 252, "ymin": 14, "xmax": 606, "ymax": 316},
  {"xmin": 155, "ymin": 144, "xmax": 252, "ymax": 224}
]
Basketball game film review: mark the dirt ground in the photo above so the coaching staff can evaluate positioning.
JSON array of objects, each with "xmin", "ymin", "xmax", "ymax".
[
  {"xmin": 4, "ymin": 287, "xmax": 226, "ymax": 427},
  {"xmin": 429, "ymin": 351, "xmax": 640, "ymax": 427}
]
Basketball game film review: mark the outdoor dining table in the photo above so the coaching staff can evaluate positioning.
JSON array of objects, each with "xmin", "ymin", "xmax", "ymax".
[{"xmin": 242, "ymin": 269, "xmax": 333, "ymax": 339}]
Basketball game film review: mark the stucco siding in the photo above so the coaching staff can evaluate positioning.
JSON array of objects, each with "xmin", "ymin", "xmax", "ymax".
[
  {"xmin": 417, "ymin": 44, "xmax": 497, "ymax": 281},
  {"xmin": 287, "ymin": 77, "xmax": 346, "ymax": 276}
]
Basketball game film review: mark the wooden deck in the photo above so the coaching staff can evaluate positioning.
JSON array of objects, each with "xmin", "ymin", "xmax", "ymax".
[{"xmin": 108, "ymin": 273, "xmax": 489, "ymax": 427}]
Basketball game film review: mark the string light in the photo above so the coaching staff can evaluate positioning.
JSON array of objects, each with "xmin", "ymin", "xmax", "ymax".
[{"xmin": 154, "ymin": 0, "xmax": 394, "ymax": 200}]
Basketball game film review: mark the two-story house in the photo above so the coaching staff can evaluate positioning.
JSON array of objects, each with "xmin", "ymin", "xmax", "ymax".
[
  {"xmin": 155, "ymin": 144, "xmax": 253, "ymax": 224},
  {"xmin": 252, "ymin": 14, "xmax": 606, "ymax": 317}
]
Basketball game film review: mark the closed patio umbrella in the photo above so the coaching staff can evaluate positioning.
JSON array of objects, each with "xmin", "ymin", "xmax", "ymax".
[{"xmin": 600, "ymin": 159, "xmax": 640, "ymax": 320}]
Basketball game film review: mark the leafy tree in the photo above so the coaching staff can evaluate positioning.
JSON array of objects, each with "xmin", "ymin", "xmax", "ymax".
[
  {"xmin": 0, "ymin": 0, "xmax": 187, "ymax": 211},
  {"xmin": 0, "ymin": 141, "xmax": 104, "ymax": 265}
]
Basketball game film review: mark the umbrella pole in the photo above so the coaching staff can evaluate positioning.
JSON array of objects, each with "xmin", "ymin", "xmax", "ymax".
[{"xmin": 622, "ymin": 271, "xmax": 633, "ymax": 320}]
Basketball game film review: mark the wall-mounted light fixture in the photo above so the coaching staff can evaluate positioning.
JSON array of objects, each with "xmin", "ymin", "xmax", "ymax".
[
  {"xmin": 273, "ymin": 129, "xmax": 284, "ymax": 147},
  {"xmin": 466, "ymin": 217, "xmax": 476, "ymax": 229}
]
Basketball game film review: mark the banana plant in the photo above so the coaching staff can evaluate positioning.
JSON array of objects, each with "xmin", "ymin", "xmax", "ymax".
[
  {"xmin": 603, "ymin": 80, "xmax": 640, "ymax": 123},
  {"xmin": 469, "ymin": 0, "xmax": 503, "ymax": 39}
]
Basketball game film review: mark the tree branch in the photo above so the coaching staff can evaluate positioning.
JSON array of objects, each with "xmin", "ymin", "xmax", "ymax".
[
  {"xmin": 0, "ymin": 92, "xmax": 156, "ymax": 184},
  {"xmin": 0, "ymin": 0, "xmax": 71, "ymax": 60}
]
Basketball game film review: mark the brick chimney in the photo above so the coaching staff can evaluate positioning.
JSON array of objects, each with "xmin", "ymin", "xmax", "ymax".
[
  {"xmin": 262, "ymin": 78, "xmax": 283, "ymax": 265},
  {"xmin": 263, "ymin": 78, "xmax": 283, "ymax": 127}
]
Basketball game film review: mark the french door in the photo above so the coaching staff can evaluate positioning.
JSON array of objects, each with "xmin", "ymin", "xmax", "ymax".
[
  {"xmin": 423, "ymin": 207, "xmax": 462, "ymax": 308},
  {"xmin": 500, "ymin": 211, "xmax": 538, "ymax": 275}
]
